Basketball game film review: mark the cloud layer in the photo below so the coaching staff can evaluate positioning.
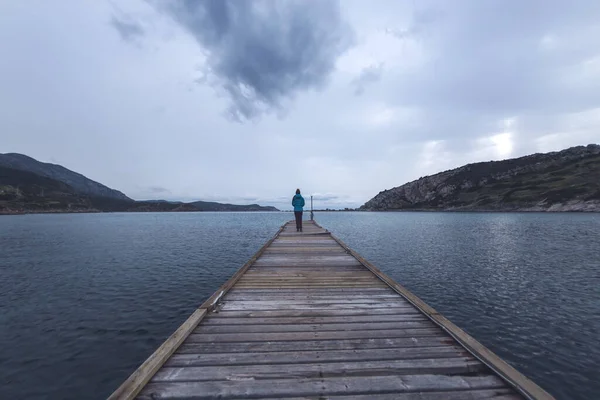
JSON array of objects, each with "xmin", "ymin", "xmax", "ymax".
[
  {"xmin": 352, "ymin": 63, "xmax": 383, "ymax": 95},
  {"xmin": 1, "ymin": 0, "xmax": 599, "ymax": 209},
  {"xmin": 110, "ymin": 14, "xmax": 144, "ymax": 42},
  {"xmin": 155, "ymin": 0, "xmax": 354, "ymax": 120}
]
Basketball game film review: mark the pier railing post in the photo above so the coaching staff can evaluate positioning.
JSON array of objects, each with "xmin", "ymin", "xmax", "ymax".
[{"xmin": 310, "ymin": 195, "xmax": 314, "ymax": 220}]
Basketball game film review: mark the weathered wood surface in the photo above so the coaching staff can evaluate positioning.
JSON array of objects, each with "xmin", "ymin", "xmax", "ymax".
[
  {"xmin": 138, "ymin": 374, "xmax": 510, "ymax": 399},
  {"xmin": 112, "ymin": 220, "xmax": 552, "ymax": 400}
]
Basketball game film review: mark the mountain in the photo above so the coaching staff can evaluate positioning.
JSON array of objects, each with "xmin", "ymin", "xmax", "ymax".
[
  {"xmin": 0, "ymin": 153, "xmax": 131, "ymax": 201},
  {"xmin": 360, "ymin": 144, "xmax": 600, "ymax": 212},
  {"xmin": 189, "ymin": 200, "xmax": 279, "ymax": 212},
  {"xmin": 0, "ymin": 155, "xmax": 280, "ymax": 214},
  {"xmin": 0, "ymin": 165, "xmax": 92, "ymax": 212}
]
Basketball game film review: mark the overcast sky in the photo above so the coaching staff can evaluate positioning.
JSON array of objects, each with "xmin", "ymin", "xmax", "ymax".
[{"xmin": 1, "ymin": 1, "xmax": 599, "ymax": 209}]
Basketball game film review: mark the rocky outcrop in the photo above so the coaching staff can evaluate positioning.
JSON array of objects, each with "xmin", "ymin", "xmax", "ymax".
[{"xmin": 361, "ymin": 144, "xmax": 600, "ymax": 212}]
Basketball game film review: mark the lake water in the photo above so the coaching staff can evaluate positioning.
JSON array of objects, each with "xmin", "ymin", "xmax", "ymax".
[{"xmin": 0, "ymin": 212, "xmax": 598, "ymax": 399}]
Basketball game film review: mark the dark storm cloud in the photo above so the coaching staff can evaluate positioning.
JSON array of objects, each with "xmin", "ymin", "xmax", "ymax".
[
  {"xmin": 352, "ymin": 63, "xmax": 383, "ymax": 96},
  {"xmin": 110, "ymin": 14, "xmax": 145, "ymax": 42},
  {"xmin": 154, "ymin": 0, "xmax": 354, "ymax": 121}
]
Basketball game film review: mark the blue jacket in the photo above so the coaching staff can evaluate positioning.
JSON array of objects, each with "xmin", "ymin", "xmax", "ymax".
[{"xmin": 292, "ymin": 194, "xmax": 305, "ymax": 212}]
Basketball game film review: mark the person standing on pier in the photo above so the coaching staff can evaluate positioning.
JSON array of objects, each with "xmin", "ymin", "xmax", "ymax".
[{"xmin": 292, "ymin": 189, "xmax": 305, "ymax": 232}]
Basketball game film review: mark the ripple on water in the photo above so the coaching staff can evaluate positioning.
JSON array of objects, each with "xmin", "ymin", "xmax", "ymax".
[{"xmin": 1, "ymin": 211, "xmax": 599, "ymax": 400}]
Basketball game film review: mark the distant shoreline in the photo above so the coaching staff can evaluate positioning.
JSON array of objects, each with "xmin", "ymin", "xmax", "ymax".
[
  {"xmin": 0, "ymin": 209, "xmax": 283, "ymax": 216},
  {"xmin": 2, "ymin": 208, "xmax": 599, "ymax": 216},
  {"xmin": 359, "ymin": 209, "xmax": 600, "ymax": 213}
]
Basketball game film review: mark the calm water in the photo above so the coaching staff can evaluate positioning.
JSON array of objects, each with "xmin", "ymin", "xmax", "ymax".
[{"xmin": 0, "ymin": 212, "xmax": 598, "ymax": 399}]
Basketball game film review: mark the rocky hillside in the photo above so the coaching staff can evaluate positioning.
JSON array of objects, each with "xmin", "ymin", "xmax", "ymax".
[
  {"xmin": 0, "ymin": 156, "xmax": 279, "ymax": 214},
  {"xmin": 0, "ymin": 153, "xmax": 131, "ymax": 201},
  {"xmin": 0, "ymin": 166, "xmax": 93, "ymax": 212},
  {"xmin": 361, "ymin": 144, "xmax": 600, "ymax": 212}
]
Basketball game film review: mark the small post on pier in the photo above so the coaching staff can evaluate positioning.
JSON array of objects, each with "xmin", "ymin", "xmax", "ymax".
[{"xmin": 310, "ymin": 195, "xmax": 314, "ymax": 220}]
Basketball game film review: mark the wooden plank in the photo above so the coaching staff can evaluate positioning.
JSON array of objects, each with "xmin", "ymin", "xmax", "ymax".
[
  {"xmin": 245, "ymin": 266, "xmax": 370, "ymax": 271},
  {"xmin": 247, "ymin": 265, "xmax": 367, "ymax": 270},
  {"xmin": 218, "ymin": 302, "xmax": 412, "ymax": 311},
  {"xmin": 234, "ymin": 282, "xmax": 383, "ymax": 285},
  {"xmin": 241, "ymin": 272, "xmax": 370, "ymax": 276},
  {"xmin": 222, "ymin": 294, "xmax": 402, "ymax": 301},
  {"xmin": 272, "ymin": 236, "xmax": 332, "ymax": 239},
  {"xmin": 255, "ymin": 259, "xmax": 362, "ymax": 263},
  {"xmin": 263, "ymin": 250, "xmax": 347, "ymax": 253},
  {"xmin": 265, "ymin": 249, "xmax": 345, "ymax": 252},
  {"xmin": 231, "ymin": 288, "xmax": 390, "ymax": 291},
  {"xmin": 259, "ymin": 241, "xmax": 332, "ymax": 243},
  {"xmin": 256, "ymin": 256, "xmax": 359, "ymax": 261},
  {"xmin": 186, "ymin": 328, "xmax": 443, "ymax": 342},
  {"xmin": 252, "ymin": 259, "xmax": 363, "ymax": 264},
  {"xmin": 319, "ymin": 221, "xmax": 553, "ymax": 400},
  {"xmin": 244, "ymin": 268, "xmax": 369, "ymax": 272},
  {"xmin": 266, "ymin": 243, "xmax": 337, "ymax": 245},
  {"xmin": 248, "ymin": 264, "xmax": 364, "ymax": 267},
  {"xmin": 252, "ymin": 260, "xmax": 363, "ymax": 265},
  {"xmin": 263, "ymin": 251, "xmax": 345, "ymax": 253},
  {"xmin": 236, "ymin": 280, "xmax": 382, "ymax": 284},
  {"xmin": 268, "ymin": 240, "xmax": 339, "ymax": 243},
  {"xmin": 268, "ymin": 240, "xmax": 338, "ymax": 243},
  {"xmin": 280, "ymin": 389, "xmax": 521, "ymax": 400},
  {"xmin": 170, "ymin": 346, "xmax": 470, "ymax": 366},
  {"xmin": 138, "ymin": 374, "xmax": 507, "ymax": 399},
  {"xmin": 262, "ymin": 252, "xmax": 348, "ymax": 256},
  {"xmin": 227, "ymin": 288, "xmax": 395, "ymax": 294},
  {"xmin": 231, "ymin": 284, "xmax": 396, "ymax": 295},
  {"xmin": 242, "ymin": 273, "xmax": 370, "ymax": 276},
  {"xmin": 232, "ymin": 284, "xmax": 388, "ymax": 288},
  {"xmin": 220, "ymin": 297, "xmax": 402, "ymax": 303},
  {"xmin": 236, "ymin": 275, "xmax": 378, "ymax": 279},
  {"xmin": 222, "ymin": 294, "xmax": 401, "ymax": 299},
  {"xmin": 265, "ymin": 245, "xmax": 338, "ymax": 247},
  {"xmin": 177, "ymin": 336, "xmax": 459, "ymax": 354},
  {"xmin": 248, "ymin": 263, "xmax": 361, "ymax": 266},
  {"xmin": 107, "ymin": 308, "xmax": 207, "ymax": 400},
  {"xmin": 236, "ymin": 279, "xmax": 381, "ymax": 283},
  {"xmin": 234, "ymin": 277, "xmax": 382, "ymax": 282},
  {"xmin": 152, "ymin": 358, "xmax": 484, "ymax": 382},
  {"xmin": 195, "ymin": 321, "xmax": 434, "ymax": 333},
  {"xmin": 219, "ymin": 299, "xmax": 409, "ymax": 305},
  {"xmin": 233, "ymin": 284, "xmax": 389, "ymax": 289},
  {"xmin": 240, "ymin": 274, "xmax": 370, "ymax": 277},
  {"xmin": 241, "ymin": 274, "xmax": 375, "ymax": 278},
  {"xmin": 202, "ymin": 314, "xmax": 428, "ymax": 325},
  {"xmin": 210, "ymin": 308, "xmax": 421, "ymax": 318},
  {"xmin": 234, "ymin": 280, "xmax": 384, "ymax": 284}
]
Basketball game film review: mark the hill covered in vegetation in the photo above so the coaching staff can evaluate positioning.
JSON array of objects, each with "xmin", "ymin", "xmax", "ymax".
[{"xmin": 0, "ymin": 155, "xmax": 278, "ymax": 214}]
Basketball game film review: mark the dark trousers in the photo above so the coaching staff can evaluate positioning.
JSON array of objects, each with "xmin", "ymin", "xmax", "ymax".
[{"xmin": 294, "ymin": 211, "xmax": 303, "ymax": 231}]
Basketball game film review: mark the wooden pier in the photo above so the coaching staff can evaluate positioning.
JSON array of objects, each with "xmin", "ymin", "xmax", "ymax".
[{"xmin": 110, "ymin": 220, "xmax": 553, "ymax": 399}]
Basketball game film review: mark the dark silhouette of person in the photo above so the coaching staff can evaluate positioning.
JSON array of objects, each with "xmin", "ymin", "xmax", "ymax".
[{"xmin": 292, "ymin": 189, "xmax": 305, "ymax": 232}]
